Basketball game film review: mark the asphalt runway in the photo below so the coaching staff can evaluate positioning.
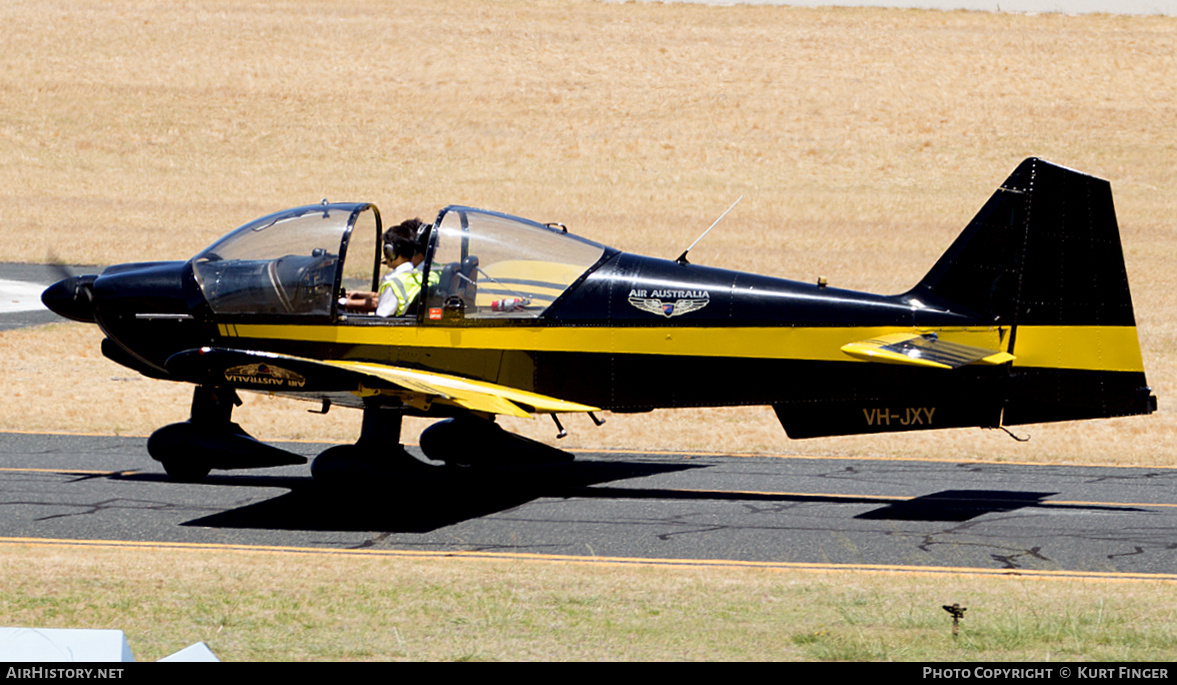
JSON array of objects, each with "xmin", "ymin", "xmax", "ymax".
[
  {"xmin": 4, "ymin": 430, "xmax": 1177, "ymax": 578},
  {"xmin": 6, "ymin": 264, "xmax": 1176, "ymax": 578},
  {"xmin": 0, "ymin": 263, "xmax": 63, "ymax": 332}
]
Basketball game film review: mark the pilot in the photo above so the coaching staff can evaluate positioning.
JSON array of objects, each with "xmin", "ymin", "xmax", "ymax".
[
  {"xmin": 374, "ymin": 218, "xmax": 432, "ymax": 317},
  {"xmin": 341, "ymin": 219, "xmax": 429, "ymax": 316}
]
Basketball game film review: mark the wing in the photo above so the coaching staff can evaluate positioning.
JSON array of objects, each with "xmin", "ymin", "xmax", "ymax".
[
  {"xmin": 840, "ymin": 333, "xmax": 1015, "ymax": 370},
  {"xmin": 166, "ymin": 347, "xmax": 599, "ymax": 418}
]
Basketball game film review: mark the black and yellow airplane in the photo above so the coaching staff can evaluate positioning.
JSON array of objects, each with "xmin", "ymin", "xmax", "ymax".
[{"xmin": 42, "ymin": 158, "xmax": 1156, "ymax": 482}]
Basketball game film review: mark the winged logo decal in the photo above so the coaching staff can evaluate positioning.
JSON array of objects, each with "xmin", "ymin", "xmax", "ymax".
[{"xmin": 628, "ymin": 289, "xmax": 711, "ymax": 318}]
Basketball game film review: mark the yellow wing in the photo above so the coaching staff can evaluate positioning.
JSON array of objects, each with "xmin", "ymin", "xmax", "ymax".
[
  {"xmin": 323, "ymin": 359, "xmax": 598, "ymax": 417},
  {"xmin": 166, "ymin": 347, "xmax": 599, "ymax": 418}
]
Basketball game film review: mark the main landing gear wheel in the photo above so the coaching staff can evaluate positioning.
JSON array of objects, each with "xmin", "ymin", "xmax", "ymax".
[
  {"xmin": 419, "ymin": 417, "xmax": 574, "ymax": 468},
  {"xmin": 310, "ymin": 444, "xmax": 435, "ymax": 485},
  {"xmin": 309, "ymin": 405, "xmax": 439, "ymax": 486}
]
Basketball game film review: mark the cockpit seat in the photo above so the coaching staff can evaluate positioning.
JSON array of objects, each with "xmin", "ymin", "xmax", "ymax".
[{"xmin": 436, "ymin": 255, "xmax": 479, "ymax": 313}]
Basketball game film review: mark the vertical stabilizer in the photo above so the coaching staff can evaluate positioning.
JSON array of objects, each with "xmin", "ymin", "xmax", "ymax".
[
  {"xmin": 776, "ymin": 159, "xmax": 1155, "ymax": 439},
  {"xmin": 912, "ymin": 157, "xmax": 1137, "ymax": 328},
  {"xmin": 911, "ymin": 158, "xmax": 1153, "ymax": 426}
]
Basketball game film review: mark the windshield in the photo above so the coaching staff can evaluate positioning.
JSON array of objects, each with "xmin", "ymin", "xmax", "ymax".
[
  {"xmin": 423, "ymin": 207, "xmax": 607, "ymax": 320},
  {"xmin": 191, "ymin": 203, "xmax": 376, "ymax": 317}
]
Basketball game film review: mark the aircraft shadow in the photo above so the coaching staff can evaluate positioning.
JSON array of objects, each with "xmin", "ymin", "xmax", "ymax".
[
  {"xmin": 853, "ymin": 489, "xmax": 1140, "ymax": 522},
  {"xmin": 117, "ymin": 464, "xmax": 1146, "ymax": 531},
  {"xmin": 176, "ymin": 459, "xmax": 703, "ymax": 533},
  {"xmin": 562, "ymin": 487, "xmax": 1141, "ymax": 523}
]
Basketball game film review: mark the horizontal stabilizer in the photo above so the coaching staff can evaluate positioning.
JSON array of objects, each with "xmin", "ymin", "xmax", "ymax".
[{"xmin": 841, "ymin": 333, "xmax": 1014, "ymax": 369}]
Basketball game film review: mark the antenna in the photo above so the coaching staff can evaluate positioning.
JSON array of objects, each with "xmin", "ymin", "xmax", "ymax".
[{"xmin": 676, "ymin": 196, "xmax": 743, "ymax": 265}]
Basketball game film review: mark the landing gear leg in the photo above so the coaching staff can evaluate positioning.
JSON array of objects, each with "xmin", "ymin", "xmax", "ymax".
[
  {"xmin": 148, "ymin": 386, "xmax": 306, "ymax": 482},
  {"xmin": 310, "ymin": 404, "xmax": 433, "ymax": 483}
]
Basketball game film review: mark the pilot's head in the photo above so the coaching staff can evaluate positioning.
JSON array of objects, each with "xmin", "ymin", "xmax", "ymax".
[
  {"xmin": 383, "ymin": 218, "xmax": 430, "ymax": 268},
  {"xmin": 383, "ymin": 219, "xmax": 425, "ymax": 265},
  {"xmin": 411, "ymin": 219, "xmax": 431, "ymax": 256}
]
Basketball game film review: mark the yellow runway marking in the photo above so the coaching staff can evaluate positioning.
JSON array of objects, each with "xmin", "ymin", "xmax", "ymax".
[
  {"xmin": 667, "ymin": 488, "xmax": 908, "ymax": 502},
  {"xmin": 0, "ymin": 466, "xmax": 137, "ymax": 476},
  {"xmin": 614, "ymin": 487, "xmax": 1177, "ymax": 510},
  {"xmin": 5, "ymin": 429, "xmax": 1176, "ymax": 472},
  {"xmin": 583, "ymin": 446, "xmax": 1177, "ymax": 471},
  {"xmin": 1048, "ymin": 499, "xmax": 1177, "ymax": 509},
  {"xmin": 1, "ymin": 536, "xmax": 1175, "ymax": 583}
]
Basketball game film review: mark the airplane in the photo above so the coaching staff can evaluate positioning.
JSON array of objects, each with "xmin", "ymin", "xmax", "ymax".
[{"xmin": 41, "ymin": 158, "xmax": 1156, "ymax": 483}]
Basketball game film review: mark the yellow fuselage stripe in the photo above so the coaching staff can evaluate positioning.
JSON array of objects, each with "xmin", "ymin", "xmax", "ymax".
[
  {"xmin": 1011, "ymin": 325, "xmax": 1144, "ymax": 373},
  {"xmin": 217, "ymin": 323, "xmax": 1144, "ymax": 373}
]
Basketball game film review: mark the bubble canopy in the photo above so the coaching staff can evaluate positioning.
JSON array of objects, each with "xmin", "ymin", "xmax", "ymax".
[
  {"xmin": 190, "ymin": 203, "xmax": 377, "ymax": 318},
  {"xmin": 187, "ymin": 203, "xmax": 609, "ymax": 321}
]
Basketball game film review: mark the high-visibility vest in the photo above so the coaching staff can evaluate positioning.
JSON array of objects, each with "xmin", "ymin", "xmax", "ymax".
[{"xmin": 376, "ymin": 269, "xmax": 439, "ymax": 317}]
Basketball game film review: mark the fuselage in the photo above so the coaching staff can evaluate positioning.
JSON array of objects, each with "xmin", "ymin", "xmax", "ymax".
[
  {"xmin": 71, "ymin": 244, "xmax": 992, "ymax": 414},
  {"xmin": 44, "ymin": 180, "xmax": 1154, "ymax": 440}
]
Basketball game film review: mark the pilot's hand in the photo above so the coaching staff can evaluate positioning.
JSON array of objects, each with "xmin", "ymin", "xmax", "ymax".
[{"xmin": 341, "ymin": 291, "xmax": 378, "ymax": 313}]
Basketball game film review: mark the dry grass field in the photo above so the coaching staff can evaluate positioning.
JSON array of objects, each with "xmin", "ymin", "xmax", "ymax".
[
  {"xmin": 7, "ymin": 543, "xmax": 1177, "ymax": 662},
  {"xmin": 2, "ymin": 0, "xmax": 1177, "ymax": 661}
]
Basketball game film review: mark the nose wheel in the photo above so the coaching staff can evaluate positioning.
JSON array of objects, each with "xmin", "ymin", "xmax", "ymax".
[
  {"xmin": 148, "ymin": 423, "xmax": 214, "ymax": 483},
  {"xmin": 148, "ymin": 386, "xmax": 306, "ymax": 482}
]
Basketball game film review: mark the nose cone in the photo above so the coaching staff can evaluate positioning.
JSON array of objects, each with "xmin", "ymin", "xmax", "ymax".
[{"xmin": 41, "ymin": 274, "xmax": 99, "ymax": 323}]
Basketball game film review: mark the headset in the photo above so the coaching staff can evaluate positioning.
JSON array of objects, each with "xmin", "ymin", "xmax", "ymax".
[
  {"xmin": 382, "ymin": 232, "xmax": 415, "ymax": 263},
  {"xmin": 383, "ymin": 218, "xmax": 432, "ymax": 264}
]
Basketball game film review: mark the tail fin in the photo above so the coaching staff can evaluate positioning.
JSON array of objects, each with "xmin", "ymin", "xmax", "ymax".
[
  {"xmin": 911, "ymin": 157, "xmax": 1137, "ymax": 329},
  {"xmin": 915, "ymin": 157, "xmax": 1155, "ymax": 426},
  {"xmin": 775, "ymin": 159, "xmax": 1154, "ymax": 439}
]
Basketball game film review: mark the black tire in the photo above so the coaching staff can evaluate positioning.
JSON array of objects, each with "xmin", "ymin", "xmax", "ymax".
[
  {"xmin": 310, "ymin": 444, "xmax": 364, "ymax": 483},
  {"xmin": 419, "ymin": 417, "xmax": 495, "ymax": 465},
  {"xmin": 420, "ymin": 417, "xmax": 572, "ymax": 467},
  {"xmin": 311, "ymin": 444, "xmax": 436, "ymax": 485}
]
